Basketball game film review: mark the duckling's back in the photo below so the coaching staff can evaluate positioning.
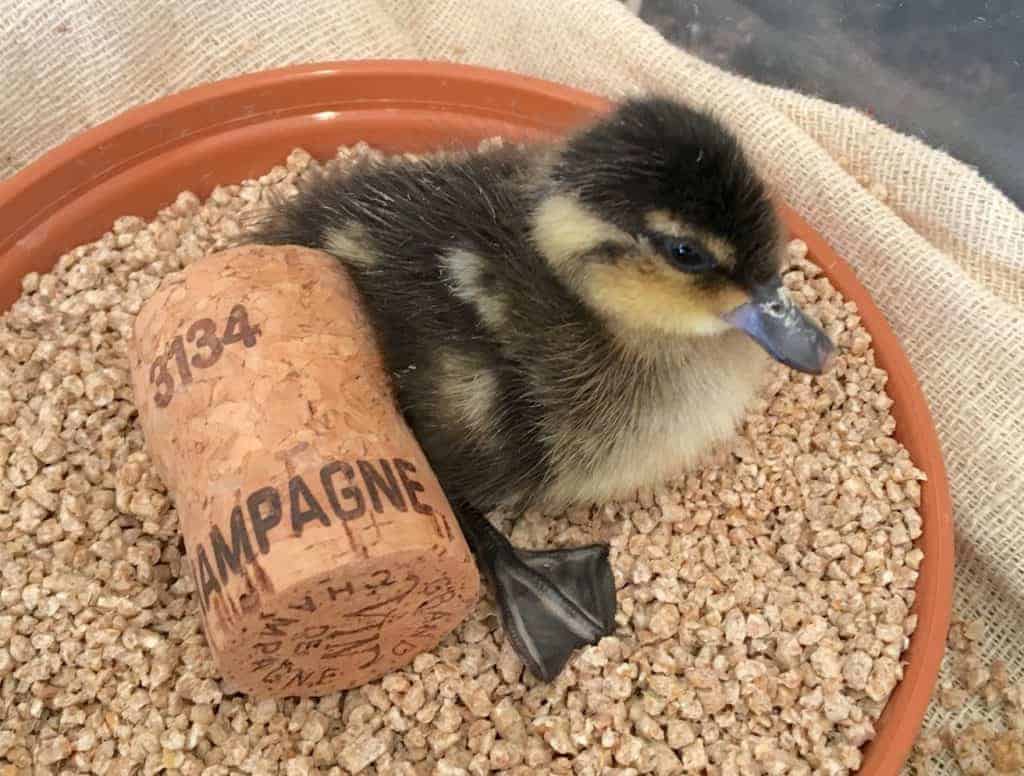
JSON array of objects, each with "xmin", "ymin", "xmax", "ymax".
[{"xmin": 252, "ymin": 146, "xmax": 563, "ymax": 513}]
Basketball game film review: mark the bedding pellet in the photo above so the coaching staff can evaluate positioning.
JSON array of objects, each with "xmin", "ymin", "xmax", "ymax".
[
  {"xmin": 906, "ymin": 618, "xmax": 1024, "ymax": 775},
  {"xmin": 0, "ymin": 142, "xmax": 925, "ymax": 775}
]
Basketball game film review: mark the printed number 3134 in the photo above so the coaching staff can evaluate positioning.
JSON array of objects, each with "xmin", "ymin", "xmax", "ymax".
[{"xmin": 150, "ymin": 304, "xmax": 261, "ymax": 408}]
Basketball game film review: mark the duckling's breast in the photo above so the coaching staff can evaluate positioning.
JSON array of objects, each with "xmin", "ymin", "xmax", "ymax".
[{"xmin": 539, "ymin": 331, "xmax": 769, "ymax": 510}]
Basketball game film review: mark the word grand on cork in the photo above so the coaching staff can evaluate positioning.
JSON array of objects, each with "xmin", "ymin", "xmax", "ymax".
[{"xmin": 128, "ymin": 245, "xmax": 480, "ymax": 697}]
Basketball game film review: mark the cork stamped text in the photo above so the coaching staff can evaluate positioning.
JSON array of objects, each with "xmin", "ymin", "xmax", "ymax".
[
  {"xmin": 185, "ymin": 452, "xmax": 466, "ymax": 694},
  {"xmin": 236, "ymin": 563, "xmax": 463, "ymax": 694},
  {"xmin": 188, "ymin": 454, "xmax": 451, "ymax": 617}
]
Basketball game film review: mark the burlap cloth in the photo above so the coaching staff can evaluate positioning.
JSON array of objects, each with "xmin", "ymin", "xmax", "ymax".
[{"xmin": 4, "ymin": 0, "xmax": 1023, "ymax": 771}]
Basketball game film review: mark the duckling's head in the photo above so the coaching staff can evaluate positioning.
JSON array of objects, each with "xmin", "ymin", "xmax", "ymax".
[{"xmin": 532, "ymin": 96, "xmax": 833, "ymax": 374}]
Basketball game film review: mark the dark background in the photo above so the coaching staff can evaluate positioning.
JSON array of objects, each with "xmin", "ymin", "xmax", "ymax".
[{"xmin": 629, "ymin": 0, "xmax": 1023, "ymax": 208}]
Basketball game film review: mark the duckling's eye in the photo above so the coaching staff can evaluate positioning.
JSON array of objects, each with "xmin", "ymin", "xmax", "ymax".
[{"xmin": 663, "ymin": 239, "xmax": 717, "ymax": 274}]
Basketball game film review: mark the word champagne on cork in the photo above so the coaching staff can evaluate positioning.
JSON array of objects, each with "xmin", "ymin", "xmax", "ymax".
[{"xmin": 128, "ymin": 244, "xmax": 480, "ymax": 697}]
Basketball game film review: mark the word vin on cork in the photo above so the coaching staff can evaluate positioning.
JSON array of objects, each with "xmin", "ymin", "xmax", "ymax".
[{"xmin": 128, "ymin": 244, "xmax": 480, "ymax": 697}]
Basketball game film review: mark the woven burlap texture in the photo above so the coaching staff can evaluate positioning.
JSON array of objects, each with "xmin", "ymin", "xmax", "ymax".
[{"xmin": 4, "ymin": 0, "xmax": 1023, "ymax": 771}]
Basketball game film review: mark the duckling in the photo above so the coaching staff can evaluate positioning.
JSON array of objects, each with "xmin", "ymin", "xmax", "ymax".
[{"xmin": 249, "ymin": 96, "xmax": 834, "ymax": 682}]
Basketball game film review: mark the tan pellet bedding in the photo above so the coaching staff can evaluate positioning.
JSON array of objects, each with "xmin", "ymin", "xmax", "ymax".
[
  {"xmin": 0, "ymin": 142, "xmax": 928, "ymax": 775},
  {"xmin": 909, "ymin": 619, "xmax": 1024, "ymax": 775}
]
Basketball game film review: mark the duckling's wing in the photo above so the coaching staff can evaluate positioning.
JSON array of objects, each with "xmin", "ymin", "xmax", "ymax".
[{"xmin": 455, "ymin": 508, "xmax": 616, "ymax": 682}]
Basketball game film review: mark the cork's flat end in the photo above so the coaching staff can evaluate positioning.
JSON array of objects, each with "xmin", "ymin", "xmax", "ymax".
[{"xmin": 213, "ymin": 548, "xmax": 480, "ymax": 698}]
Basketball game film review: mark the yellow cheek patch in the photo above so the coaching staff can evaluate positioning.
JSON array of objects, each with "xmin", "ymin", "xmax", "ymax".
[
  {"xmin": 530, "ymin": 197, "xmax": 750, "ymax": 338},
  {"xmin": 712, "ymin": 285, "xmax": 751, "ymax": 317},
  {"xmin": 583, "ymin": 257, "xmax": 750, "ymax": 338},
  {"xmin": 531, "ymin": 194, "xmax": 633, "ymax": 274}
]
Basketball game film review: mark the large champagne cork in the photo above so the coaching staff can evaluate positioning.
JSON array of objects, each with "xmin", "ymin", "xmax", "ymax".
[{"xmin": 128, "ymin": 244, "xmax": 480, "ymax": 697}]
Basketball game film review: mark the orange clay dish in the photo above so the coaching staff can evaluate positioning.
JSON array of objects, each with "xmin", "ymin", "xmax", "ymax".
[{"xmin": 0, "ymin": 61, "xmax": 952, "ymax": 775}]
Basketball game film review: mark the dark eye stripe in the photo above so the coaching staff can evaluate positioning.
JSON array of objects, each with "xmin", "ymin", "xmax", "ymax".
[{"xmin": 589, "ymin": 240, "xmax": 630, "ymax": 262}]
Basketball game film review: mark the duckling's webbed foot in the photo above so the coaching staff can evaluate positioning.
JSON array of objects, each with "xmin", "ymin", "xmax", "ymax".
[{"xmin": 454, "ymin": 507, "xmax": 617, "ymax": 682}]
